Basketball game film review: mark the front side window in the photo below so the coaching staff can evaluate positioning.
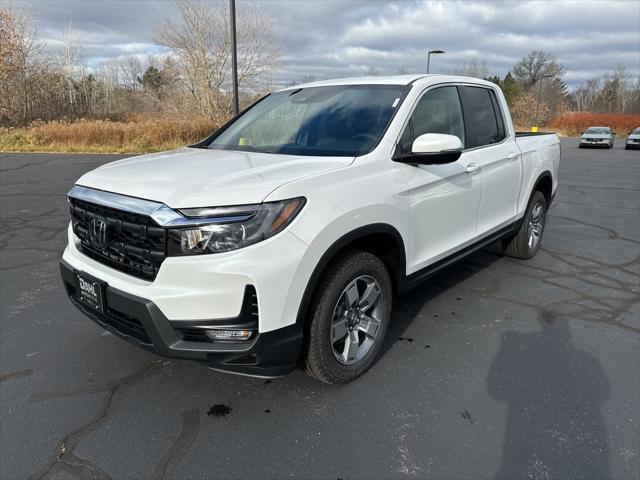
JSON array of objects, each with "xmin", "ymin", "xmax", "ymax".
[
  {"xmin": 206, "ymin": 85, "xmax": 407, "ymax": 156},
  {"xmin": 398, "ymin": 86, "xmax": 465, "ymax": 153},
  {"xmin": 462, "ymin": 86, "xmax": 503, "ymax": 148}
]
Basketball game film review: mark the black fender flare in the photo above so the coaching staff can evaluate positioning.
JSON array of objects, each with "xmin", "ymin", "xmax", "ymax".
[
  {"xmin": 530, "ymin": 170, "xmax": 554, "ymax": 206},
  {"xmin": 294, "ymin": 223, "xmax": 406, "ymax": 329}
]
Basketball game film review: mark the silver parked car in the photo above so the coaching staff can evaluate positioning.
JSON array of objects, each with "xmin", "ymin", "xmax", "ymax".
[
  {"xmin": 579, "ymin": 126, "xmax": 615, "ymax": 149},
  {"xmin": 625, "ymin": 127, "xmax": 640, "ymax": 150}
]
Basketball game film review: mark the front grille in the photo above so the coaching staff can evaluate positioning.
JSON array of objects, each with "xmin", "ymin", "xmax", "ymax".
[{"xmin": 69, "ymin": 197, "xmax": 166, "ymax": 280}]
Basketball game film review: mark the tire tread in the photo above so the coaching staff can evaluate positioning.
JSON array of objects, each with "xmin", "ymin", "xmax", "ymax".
[{"xmin": 304, "ymin": 250, "xmax": 391, "ymax": 384}]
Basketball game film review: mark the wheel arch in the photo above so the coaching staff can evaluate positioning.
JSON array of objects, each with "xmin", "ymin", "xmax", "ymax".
[
  {"xmin": 532, "ymin": 170, "xmax": 553, "ymax": 206},
  {"xmin": 294, "ymin": 223, "xmax": 407, "ymax": 329}
]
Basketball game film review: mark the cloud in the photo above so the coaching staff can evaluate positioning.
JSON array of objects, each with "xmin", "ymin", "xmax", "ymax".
[{"xmin": 17, "ymin": 0, "xmax": 640, "ymax": 89}]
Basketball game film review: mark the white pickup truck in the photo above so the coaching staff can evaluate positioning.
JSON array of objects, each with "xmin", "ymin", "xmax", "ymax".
[{"xmin": 61, "ymin": 75, "xmax": 560, "ymax": 384}]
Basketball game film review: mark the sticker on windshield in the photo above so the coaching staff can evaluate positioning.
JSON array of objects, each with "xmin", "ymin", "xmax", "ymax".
[{"xmin": 392, "ymin": 98, "xmax": 400, "ymax": 108}]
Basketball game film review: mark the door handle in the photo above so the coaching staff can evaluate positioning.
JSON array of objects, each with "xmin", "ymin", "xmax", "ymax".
[
  {"xmin": 507, "ymin": 152, "xmax": 519, "ymax": 160},
  {"xmin": 465, "ymin": 163, "xmax": 480, "ymax": 173}
]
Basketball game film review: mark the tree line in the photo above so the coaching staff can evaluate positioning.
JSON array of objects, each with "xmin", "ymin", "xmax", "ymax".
[
  {"xmin": 455, "ymin": 51, "xmax": 639, "ymax": 126},
  {"xmin": 0, "ymin": 0, "xmax": 279, "ymax": 127},
  {"xmin": 1, "ymin": 2, "xmax": 638, "ymax": 129}
]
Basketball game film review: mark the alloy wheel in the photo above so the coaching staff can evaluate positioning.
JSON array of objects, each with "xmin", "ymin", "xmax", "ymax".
[
  {"xmin": 527, "ymin": 202, "xmax": 545, "ymax": 249},
  {"xmin": 330, "ymin": 275, "xmax": 384, "ymax": 365}
]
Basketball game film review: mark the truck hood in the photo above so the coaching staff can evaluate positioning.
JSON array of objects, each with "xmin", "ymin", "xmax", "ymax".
[{"xmin": 77, "ymin": 147, "xmax": 354, "ymax": 208}]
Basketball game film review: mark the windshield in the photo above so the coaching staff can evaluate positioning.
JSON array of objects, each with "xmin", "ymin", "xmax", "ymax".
[
  {"xmin": 633, "ymin": 128, "xmax": 640, "ymax": 134},
  {"xmin": 585, "ymin": 127, "xmax": 610, "ymax": 134},
  {"xmin": 207, "ymin": 85, "xmax": 408, "ymax": 156}
]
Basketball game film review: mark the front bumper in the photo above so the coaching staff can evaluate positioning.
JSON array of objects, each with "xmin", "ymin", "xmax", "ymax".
[
  {"xmin": 580, "ymin": 139, "xmax": 611, "ymax": 147},
  {"xmin": 626, "ymin": 140, "xmax": 640, "ymax": 149},
  {"xmin": 60, "ymin": 259, "xmax": 303, "ymax": 377}
]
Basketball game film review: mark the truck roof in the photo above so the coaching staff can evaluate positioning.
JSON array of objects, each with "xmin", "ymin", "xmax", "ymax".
[{"xmin": 278, "ymin": 74, "xmax": 497, "ymax": 91}]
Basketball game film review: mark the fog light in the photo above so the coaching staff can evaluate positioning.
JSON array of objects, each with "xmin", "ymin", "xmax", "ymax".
[{"xmin": 205, "ymin": 329, "xmax": 254, "ymax": 342}]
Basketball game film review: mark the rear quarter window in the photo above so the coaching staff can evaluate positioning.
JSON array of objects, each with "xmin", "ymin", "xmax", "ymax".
[{"xmin": 461, "ymin": 86, "xmax": 504, "ymax": 148}]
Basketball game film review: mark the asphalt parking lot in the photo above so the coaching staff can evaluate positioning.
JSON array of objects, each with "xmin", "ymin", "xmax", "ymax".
[{"xmin": 1, "ymin": 138, "xmax": 639, "ymax": 480}]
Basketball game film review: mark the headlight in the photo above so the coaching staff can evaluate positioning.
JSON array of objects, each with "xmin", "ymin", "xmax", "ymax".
[{"xmin": 167, "ymin": 197, "xmax": 306, "ymax": 255}]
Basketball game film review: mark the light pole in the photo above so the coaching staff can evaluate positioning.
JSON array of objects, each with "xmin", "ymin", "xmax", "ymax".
[
  {"xmin": 427, "ymin": 50, "xmax": 445, "ymax": 74},
  {"xmin": 230, "ymin": 0, "xmax": 239, "ymax": 116},
  {"xmin": 534, "ymin": 74, "xmax": 553, "ymax": 126}
]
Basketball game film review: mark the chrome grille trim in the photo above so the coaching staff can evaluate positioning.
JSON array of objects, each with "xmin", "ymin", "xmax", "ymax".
[{"xmin": 68, "ymin": 186, "xmax": 254, "ymax": 227}]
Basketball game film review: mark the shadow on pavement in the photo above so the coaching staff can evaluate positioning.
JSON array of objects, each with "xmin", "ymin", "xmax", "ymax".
[{"xmin": 488, "ymin": 312, "xmax": 611, "ymax": 479}]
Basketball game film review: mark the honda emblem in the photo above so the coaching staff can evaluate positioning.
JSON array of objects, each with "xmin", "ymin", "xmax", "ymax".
[{"xmin": 89, "ymin": 217, "xmax": 108, "ymax": 249}]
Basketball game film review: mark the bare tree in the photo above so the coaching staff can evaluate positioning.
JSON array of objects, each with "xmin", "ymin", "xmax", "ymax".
[
  {"xmin": 569, "ymin": 67, "xmax": 640, "ymax": 114},
  {"xmin": 572, "ymin": 78, "xmax": 601, "ymax": 112},
  {"xmin": 513, "ymin": 50, "xmax": 566, "ymax": 89},
  {"xmin": 120, "ymin": 54, "xmax": 144, "ymax": 91},
  {"xmin": 155, "ymin": 0, "xmax": 280, "ymax": 119},
  {"xmin": 55, "ymin": 16, "xmax": 83, "ymax": 115},
  {"xmin": 453, "ymin": 58, "xmax": 489, "ymax": 79},
  {"xmin": 0, "ymin": 3, "xmax": 46, "ymax": 125}
]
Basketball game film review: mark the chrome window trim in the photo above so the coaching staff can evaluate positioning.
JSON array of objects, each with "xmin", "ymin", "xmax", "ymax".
[
  {"xmin": 393, "ymin": 81, "xmax": 512, "ymax": 156},
  {"xmin": 67, "ymin": 185, "xmax": 254, "ymax": 227}
]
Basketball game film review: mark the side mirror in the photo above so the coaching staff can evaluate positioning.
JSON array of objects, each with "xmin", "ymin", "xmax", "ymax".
[
  {"xmin": 394, "ymin": 133, "xmax": 463, "ymax": 165},
  {"xmin": 612, "ymin": 132, "xmax": 616, "ymax": 135}
]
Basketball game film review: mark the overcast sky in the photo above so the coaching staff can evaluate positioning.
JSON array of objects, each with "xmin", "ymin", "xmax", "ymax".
[{"xmin": 18, "ymin": 0, "xmax": 640, "ymax": 89}]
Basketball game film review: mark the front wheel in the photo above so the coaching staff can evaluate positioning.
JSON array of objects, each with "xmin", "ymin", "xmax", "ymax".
[
  {"xmin": 304, "ymin": 250, "xmax": 392, "ymax": 384},
  {"xmin": 503, "ymin": 190, "xmax": 548, "ymax": 259}
]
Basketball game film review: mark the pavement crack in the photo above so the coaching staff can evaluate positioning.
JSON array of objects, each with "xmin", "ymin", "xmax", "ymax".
[
  {"xmin": 549, "ymin": 213, "xmax": 640, "ymax": 245},
  {"xmin": 29, "ymin": 361, "xmax": 162, "ymax": 480},
  {"xmin": 151, "ymin": 409, "xmax": 201, "ymax": 480},
  {"xmin": 0, "ymin": 368, "xmax": 33, "ymax": 383}
]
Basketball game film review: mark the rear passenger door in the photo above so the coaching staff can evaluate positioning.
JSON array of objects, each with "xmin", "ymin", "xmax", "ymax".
[
  {"xmin": 396, "ymin": 85, "xmax": 483, "ymax": 272},
  {"xmin": 460, "ymin": 86, "xmax": 522, "ymax": 234}
]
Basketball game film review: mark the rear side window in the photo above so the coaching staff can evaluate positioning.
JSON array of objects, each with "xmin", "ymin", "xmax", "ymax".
[{"xmin": 461, "ymin": 86, "xmax": 504, "ymax": 148}]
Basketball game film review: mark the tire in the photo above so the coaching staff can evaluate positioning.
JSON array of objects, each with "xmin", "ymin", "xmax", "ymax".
[
  {"xmin": 503, "ymin": 190, "xmax": 547, "ymax": 260},
  {"xmin": 304, "ymin": 250, "xmax": 392, "ymax": 384}
]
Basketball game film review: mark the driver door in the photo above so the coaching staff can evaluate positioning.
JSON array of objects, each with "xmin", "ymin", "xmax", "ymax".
[{"xmin": 395, "ymin": 85, "xmax": 483, "ymax": 273}]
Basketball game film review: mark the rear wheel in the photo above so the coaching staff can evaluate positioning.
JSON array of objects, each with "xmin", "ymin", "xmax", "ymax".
[
  {"xmin": 503, "ymin": 190, "xmax": 547, "ymax": 259},
  {"xmin": 304, "ymin": 250, "xmax": 392, "ymax": 384}
]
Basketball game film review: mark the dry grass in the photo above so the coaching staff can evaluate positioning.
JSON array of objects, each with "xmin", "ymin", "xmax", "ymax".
[
  {"xmin": 547, "ymin": 112, "xmax": 640, "ymax": 137},
  {"xmin": 0, "ymin": 116, "xmax": 221, "ymax": 153},
  {"xmin": 2, "ymin": 112, "xmax": 638, "ymax": 154}
]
